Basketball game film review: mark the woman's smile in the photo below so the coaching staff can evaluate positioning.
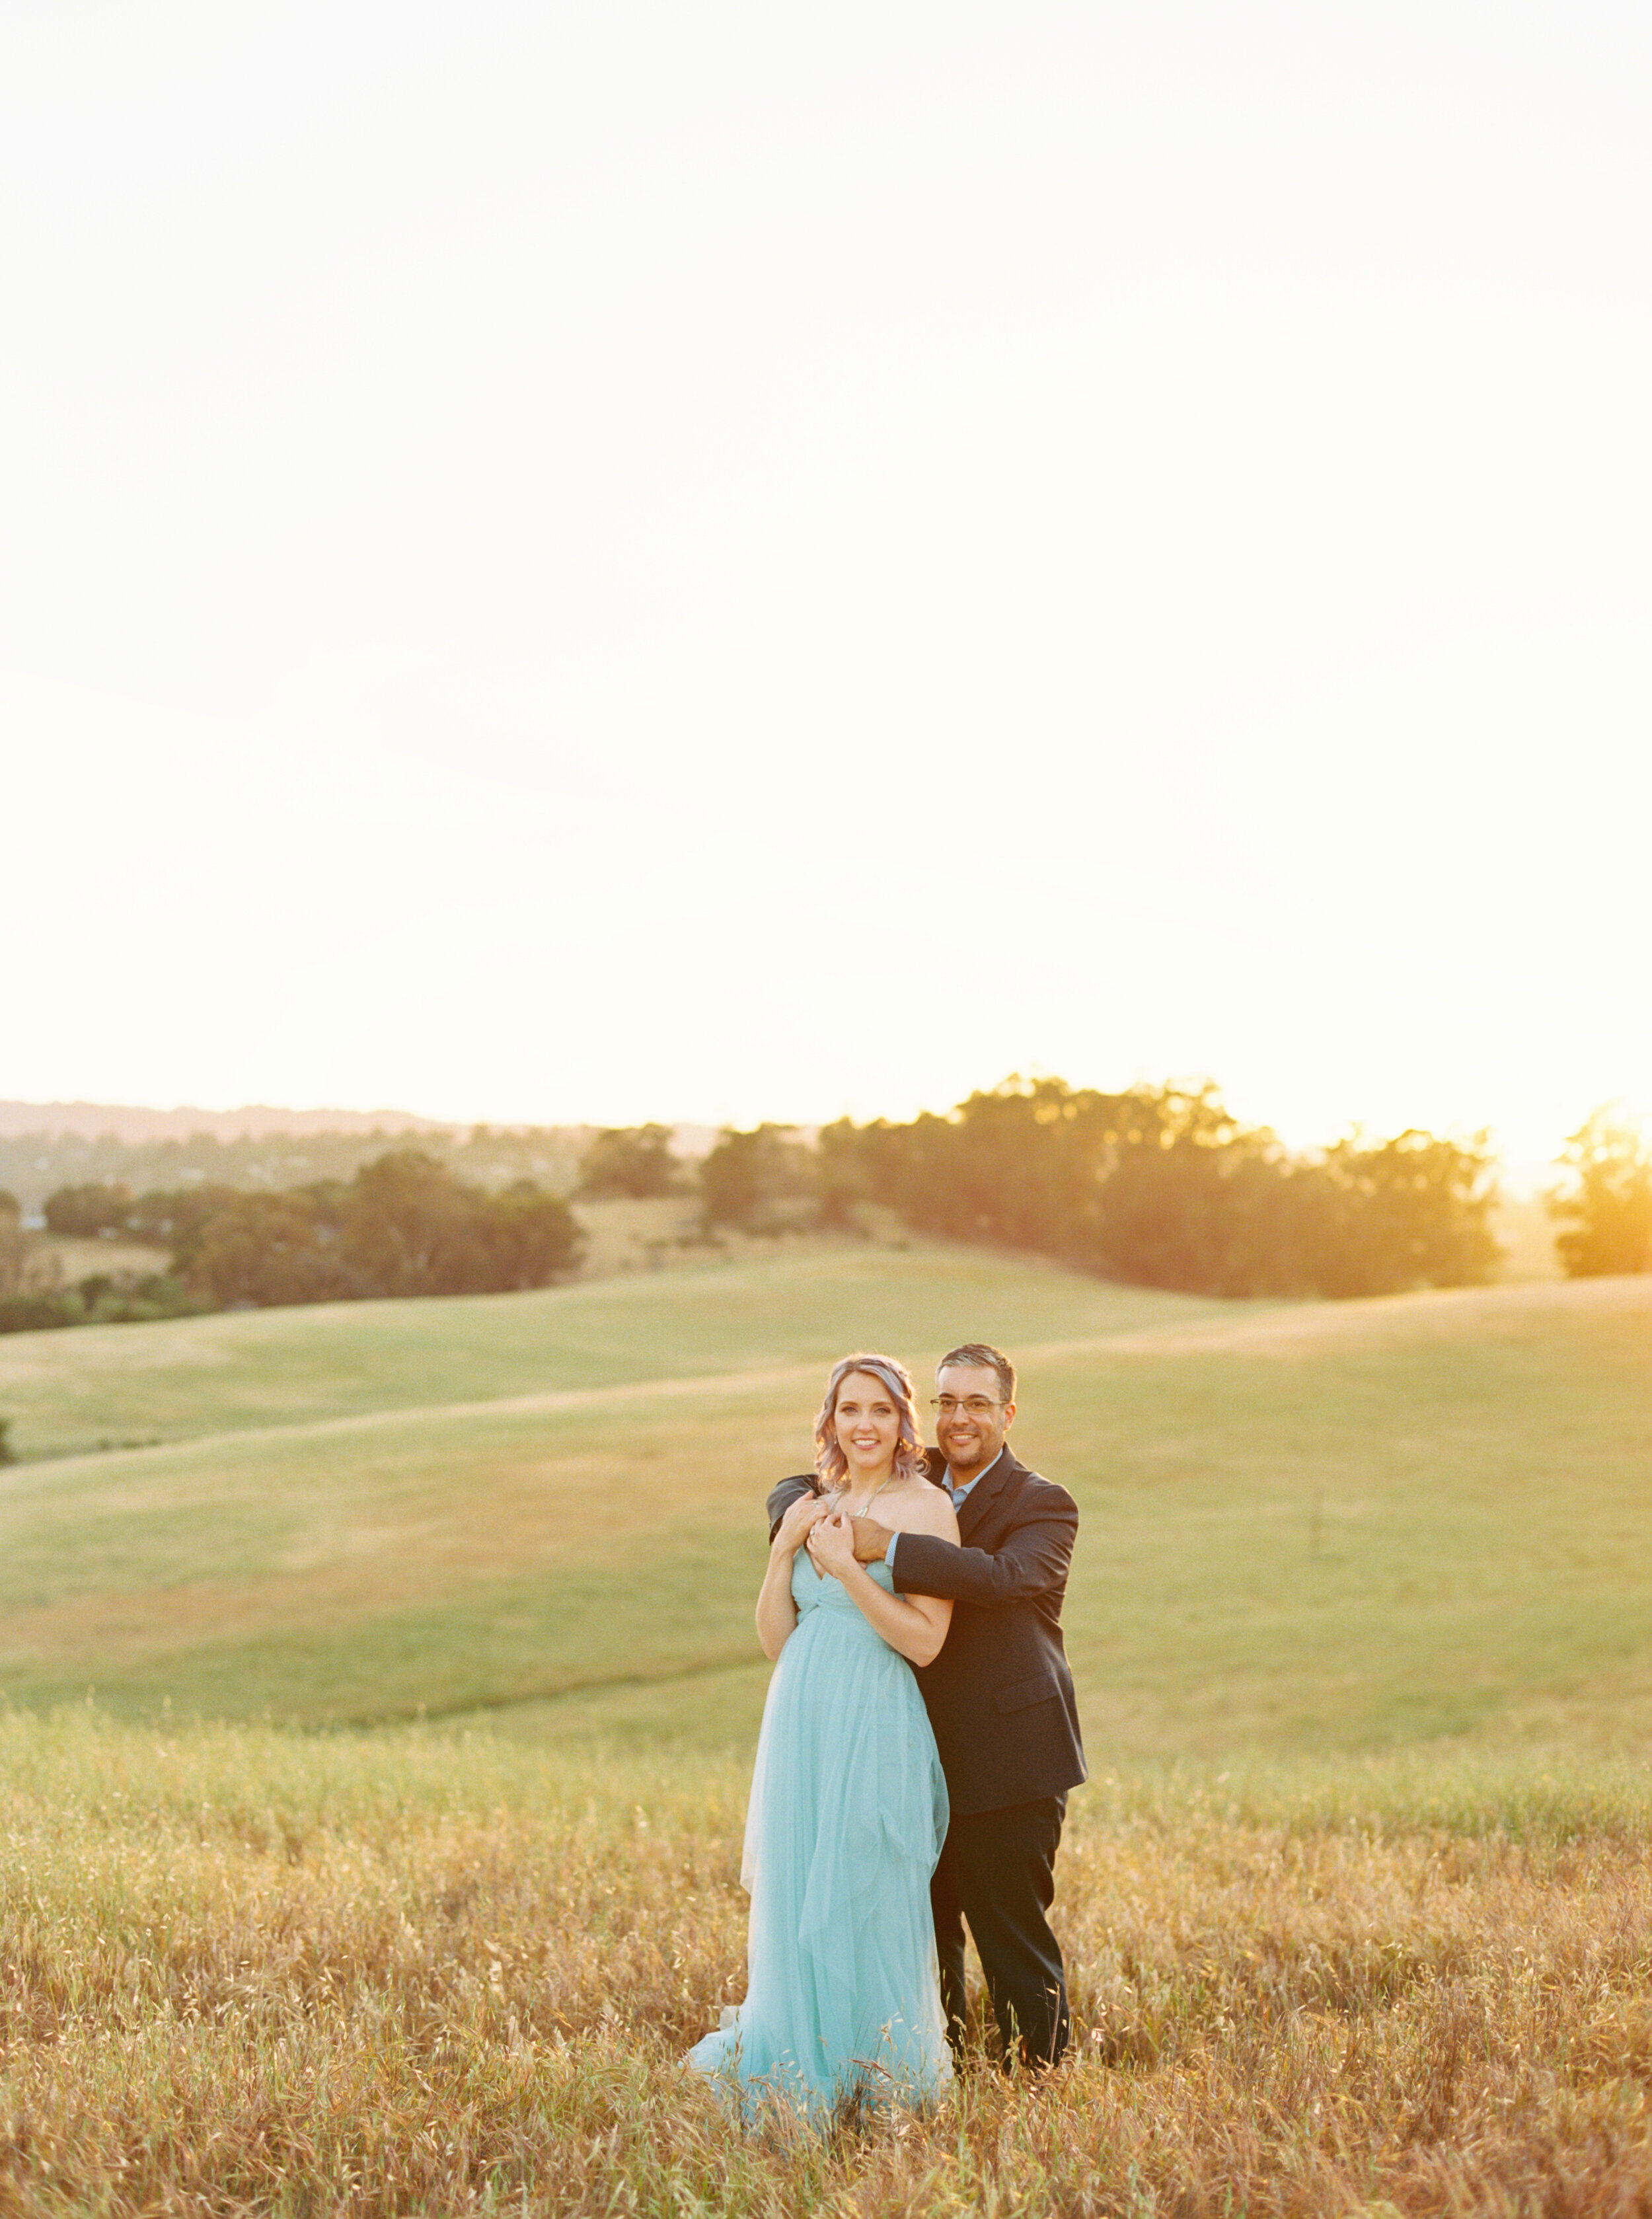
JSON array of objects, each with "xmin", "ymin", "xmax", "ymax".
[{"xmin": 832, "ymin": 1373, "xmax": 901, "ymax": 1472}]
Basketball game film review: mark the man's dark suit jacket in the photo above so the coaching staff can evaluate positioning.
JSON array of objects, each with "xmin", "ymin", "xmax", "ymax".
[{"xmin": 765, "ymin": 1447, "xmax": 1086, "ymax": 1819}]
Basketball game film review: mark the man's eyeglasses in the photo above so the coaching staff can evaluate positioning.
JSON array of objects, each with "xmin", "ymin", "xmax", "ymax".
[{"xmin": 930, "ymin": 1396, "xmax": 1002, "ymax": 1418}]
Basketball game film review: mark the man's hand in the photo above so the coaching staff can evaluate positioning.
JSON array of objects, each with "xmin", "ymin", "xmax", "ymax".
[{"xmin": 851, "ymin": 1515, "xmax": 893, "ymax": 1564}]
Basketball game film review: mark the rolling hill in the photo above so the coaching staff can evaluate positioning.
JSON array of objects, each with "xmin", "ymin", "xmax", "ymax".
[{"xmin": 1, "ymin": 1250, "xmax": 1647, "ymax": 1764}]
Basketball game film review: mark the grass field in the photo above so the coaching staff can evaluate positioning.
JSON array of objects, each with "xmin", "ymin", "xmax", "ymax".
[
  {"xmin": 3, "ymin": 1254, "xmax": 1652, "ymax": 2210},
  {"xmin": 7, "ymin": 1713, "xmax": 1652, "ymax": 2214},
  {"xmin": 0, "ymin": 1244, "xmax": 1235, "ymax": 1726},
  {"xmin": 0, "ymin": 1256, "xmax": 1647, "ymax": 1763},
  {"xmin": 0, "ymin": 1238, "xmax": 1226, "ymax": 1457}
]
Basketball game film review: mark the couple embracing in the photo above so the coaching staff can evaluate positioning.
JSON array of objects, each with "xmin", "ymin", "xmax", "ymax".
[{"xmin": 689, "ymin": 1342, "xmax": 1085, "ymax": 2122}]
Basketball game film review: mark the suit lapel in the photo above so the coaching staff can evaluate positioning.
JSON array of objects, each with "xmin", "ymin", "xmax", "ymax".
[{"xmin": 956, "ymin": 1447, "xmax": 1020, "ymax": 1543}]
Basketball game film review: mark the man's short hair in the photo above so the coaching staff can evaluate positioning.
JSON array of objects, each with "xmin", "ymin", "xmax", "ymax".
[{"xmin": 936, "ymin": 1342, "xmax": 1016, "ymax": 1405}]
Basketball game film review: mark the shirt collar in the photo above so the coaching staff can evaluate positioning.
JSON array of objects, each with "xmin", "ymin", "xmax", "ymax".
[{"xmin": 946, "ymin": 1444, "xmax": 1006, "ymax": 1503}]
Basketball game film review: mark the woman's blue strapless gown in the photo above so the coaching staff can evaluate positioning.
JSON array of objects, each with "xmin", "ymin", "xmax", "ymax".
[{"xmin": 689, "ymin": 1550, "xmax": 952, "ymax": 2121}]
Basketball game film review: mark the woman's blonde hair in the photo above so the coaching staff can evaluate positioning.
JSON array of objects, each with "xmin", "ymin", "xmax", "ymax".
[{"xmin": 813, "ymin": 1352, "xmax": 928, "ymax": 1490}]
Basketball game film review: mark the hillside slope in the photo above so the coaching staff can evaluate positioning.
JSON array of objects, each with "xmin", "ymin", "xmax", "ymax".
[
  {"xmin": 0, "ymin": 1243, "xmax": 1226, "ymax": 1458},
  {"xmin": 1, "ymin": 1264, "xmax": 1647, "ymax": 1761}
]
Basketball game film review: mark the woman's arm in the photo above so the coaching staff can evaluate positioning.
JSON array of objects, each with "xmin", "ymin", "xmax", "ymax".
[
  {"xmin": 807, "ymin": 1495, "xmax": 959, "ymax": 1667},
  {"xmin": 756, "ymin": 1489, "xmax": 829, "ymax": 1661}
]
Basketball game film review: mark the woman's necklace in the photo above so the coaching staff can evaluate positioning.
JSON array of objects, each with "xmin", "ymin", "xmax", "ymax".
[{"xmin": 831, "ymin": 1469, "xmax": 897, "ymax": 1521}]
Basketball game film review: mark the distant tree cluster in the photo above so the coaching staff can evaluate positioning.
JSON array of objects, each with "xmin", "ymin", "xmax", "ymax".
[
  {"xmin": 0, "ymin": 1121, "xmax": 588, "ymax": 1221},
  {"xmin": 576, "ymin": 1124, "xmax": 680, "ymax": 1200},
  {"xmin": 174, "ymin": 1151, "xmax": 583, "ymax": 1308},
  {"xmin": 42, "ymin": 1181, "xmax": 135, "ymax": 1238},
  {"xmin": 6, "ymin": 1152, "xmax": 583, "ymax": 1332},
  {"xmin": 698, "ymin": 1125, "xmax": 819, "ymax": 1234},
  {"xmin": 1, "ymin": 1185, "xmax": 184, "ymax": 1333},
  {"xmin": 702, "ymin": 1078, "xmax": 1501, "ymax": 1300}
]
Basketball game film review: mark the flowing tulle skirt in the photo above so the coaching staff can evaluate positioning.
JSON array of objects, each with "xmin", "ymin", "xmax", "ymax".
[{"xmin": 689, "ymin": 1558, "xmax": 952, "ymax": 2123}]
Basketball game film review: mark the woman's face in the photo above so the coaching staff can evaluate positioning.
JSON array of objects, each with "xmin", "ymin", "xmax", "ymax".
[{"xmin": 832, "ymin": 1370, "xmax": 901, "ymax": 1480}]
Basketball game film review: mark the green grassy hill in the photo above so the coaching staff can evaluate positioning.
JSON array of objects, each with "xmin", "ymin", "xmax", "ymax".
[
  {"xmin": 1, "ymin": 1250, "xmax": 1647, "ymax": 1766},
  {"xmin": 0, "ymin": 1238, "xmax": 1222, "ymax": 1456}
]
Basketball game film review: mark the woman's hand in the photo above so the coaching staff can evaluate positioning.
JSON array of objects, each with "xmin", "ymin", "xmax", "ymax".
[
  {"xmin": 807, "ymin": 1508, "xmax": 859, "ymax": 1582},
  {"xmin": 774, "ymin": 1489, "xmax": 830, "ymax": 1556},
  {"xmin": 759, "ymin": 1491, "xmax": 831, "ymax": 1661}
]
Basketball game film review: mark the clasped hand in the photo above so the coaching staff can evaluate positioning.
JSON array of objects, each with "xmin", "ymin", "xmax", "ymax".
[
  {"xmin": 774, "ymin": 1491, "xmax": 831, "ymax": 1554},
  {"xmin": 774, "ymin": 1491, "xmax": 889, "ymax": 1581},
  {"xmin": 807, "ymin": 1507, "xmax": 858, "ymax": 1580}
]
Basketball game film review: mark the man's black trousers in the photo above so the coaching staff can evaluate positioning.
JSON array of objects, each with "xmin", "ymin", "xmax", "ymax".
[{"xmin": 929, "ymin": 1793, "xmax": 1069, "ymax": 2068}]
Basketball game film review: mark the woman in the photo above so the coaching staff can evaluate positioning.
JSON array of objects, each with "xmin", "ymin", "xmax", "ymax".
[{"xmin": 689, "ymin": 1352, "xmax": 959, "ymax": 2122}]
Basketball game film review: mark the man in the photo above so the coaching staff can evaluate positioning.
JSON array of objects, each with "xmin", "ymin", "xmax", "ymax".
[{"xmin": 767, "ymin": 1341, "xmax": 1084, "ymax": 2069}]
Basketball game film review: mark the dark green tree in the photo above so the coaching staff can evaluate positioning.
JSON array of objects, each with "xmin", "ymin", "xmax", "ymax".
[
  {"xmin": 43, "ymin": 1182, "xmax": 132, "ymax": 1237},
  {"xmin": 481, "ymin": 1181, "xmax": 586, "ymax": 1289},
  {"xmin": 700, "ymin": 1125, "xmax": 819, "ymax": 1232},
  {"xmin": 340, "ymin": 1150, "xmax": 488, "ymax": 1297},
  {"xmin": 577, "ymin": 1124, "xmax": 679, "ymax": 1199},
  {"xmin": 184, "ymin": 1189, "xmax": 354, "ymax": 1308},
  {"xmin": 822, "ymin": 1076, "xmax": 1504, "ymax": 1300},
  {"xmin": 131, "ymin": 1184, "xmax": 244, "ymax": 1263},
  {"xmin": 339, "ymin": 1152, "xmax": 582, "ymax": 1297},
  {"xmin": 175, "ymin": 1152, "xmax": 583, "ymax": 1307}
]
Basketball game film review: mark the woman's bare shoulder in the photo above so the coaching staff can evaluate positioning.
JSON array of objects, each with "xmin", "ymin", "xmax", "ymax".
[{"xmin": 887, "ymin": 1480, "xmax": 959, "ymax": 1542}]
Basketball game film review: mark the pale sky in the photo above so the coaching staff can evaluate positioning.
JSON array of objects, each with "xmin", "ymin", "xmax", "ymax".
[{"xmin": 4, "ymin": 3, "xmax": 1649, "ymax": 1179}]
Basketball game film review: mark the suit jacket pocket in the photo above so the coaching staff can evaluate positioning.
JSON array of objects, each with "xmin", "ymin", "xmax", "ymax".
[{"xmin": 996, "ymin": 1670, "xmax": 1059, "ymax": 1715}]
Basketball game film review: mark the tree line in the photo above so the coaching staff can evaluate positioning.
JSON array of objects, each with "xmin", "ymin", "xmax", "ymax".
[
  {"xmin": 2, "ymin": 1151, "xmax": 582, "ymax": 1332},
  {"xmin": 695, "ymin": 1081, "xmax": 1651, "ymax": 1297},
  {"xmin": 0, "ymin": 1120, "xmax": 587, "ymax": 1220},
  {"xmin": 3, "ymin": 1084, "xmax": 1646, "ymax": 1339},
  {"xmin": 697, "ymin": 1080, "xmax": 1503, "ymax": 1298}
]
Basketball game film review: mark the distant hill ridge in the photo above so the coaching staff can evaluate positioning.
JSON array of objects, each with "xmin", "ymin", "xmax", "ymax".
[
  {"xmin": 1, "ymin": 1103, "xmax": 720, "ymax": 1148},
  {"xmin": 0, "ymin": 1102, "xmax": 459, "ymax": 1144},
  {"xmin": 0, "ymin": 1104, "xmax": 722, "ymax": 1216}
]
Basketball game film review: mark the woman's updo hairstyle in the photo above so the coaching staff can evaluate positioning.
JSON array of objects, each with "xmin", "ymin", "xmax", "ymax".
[{"xmin": 813, "ymin": 1352, "xmax": 928, "ymax": 1491}]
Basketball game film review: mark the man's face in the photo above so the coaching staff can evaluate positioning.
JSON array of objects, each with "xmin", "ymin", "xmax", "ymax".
[{"xmin": 932, "ymin": 1362, "xmax": 1014, "ymax": 1479}]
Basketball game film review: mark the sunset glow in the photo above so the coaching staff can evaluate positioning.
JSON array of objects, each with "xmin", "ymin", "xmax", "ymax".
[{"xmin": 5, "ymin": 6, "xmax": 1647, "ymax": 1176}]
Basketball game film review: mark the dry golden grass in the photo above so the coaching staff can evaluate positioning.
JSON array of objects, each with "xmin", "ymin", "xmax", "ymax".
[
  {"xmin": 1103, "ymin": 1269, "xmax": 1646, "ymax": 1358},
  {"xmin": 6, "ymin": 1711, "xmax": 1652, "ymax": 2216},
  {"xmin": 28, "ymin": 1234, "xmax": 174, "ymax": 1281},
  {"xmin": 566, "ymin": 1195, "xmax": 709, "ymax": 1279},
  {"xmin": 7, "ymin": 1270, "xmax": 1652, "ymax": 2207}
]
